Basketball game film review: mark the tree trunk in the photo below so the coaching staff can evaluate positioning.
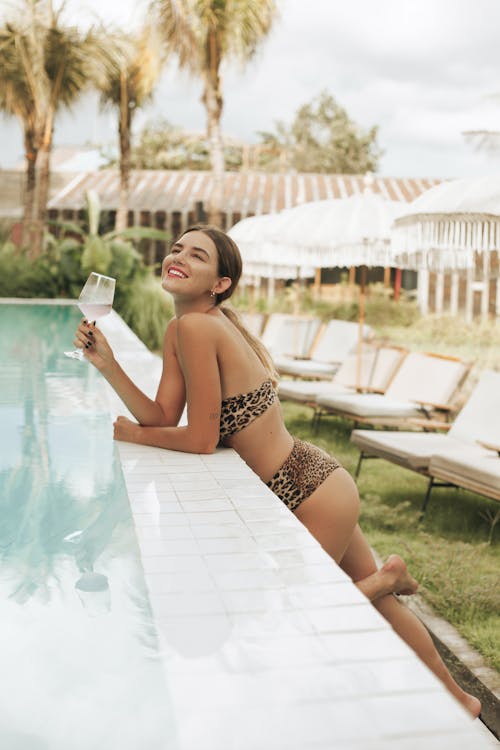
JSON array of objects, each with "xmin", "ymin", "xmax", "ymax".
[
  {"xmin": 32, "ymin": 141, "xmax": 52, "ymax": 258},
  {"xmin": 22, "ymin": 128, "xmax": 38, "ymax": 248},
  {"xmin": 202, "ymin": 32, "xmax": 225, "ymax": 227},
  {"xmin": 115, "ymin": 69, "xmax": 132, "ymax": 233},
  {"xmin": 32, "ymin": 97, "xmax": 57, "ymax": 258}
]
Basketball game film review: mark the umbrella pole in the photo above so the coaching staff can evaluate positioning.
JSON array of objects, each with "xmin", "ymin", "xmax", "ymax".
[{"xmin": 356, "ymin": 265, "xmax": 367, "ymax": 392}]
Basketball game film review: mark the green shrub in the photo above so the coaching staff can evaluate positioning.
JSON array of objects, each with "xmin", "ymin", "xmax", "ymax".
[{"xmin": 0, "ymin": 237, "xmax": 174, "ymax": 348}]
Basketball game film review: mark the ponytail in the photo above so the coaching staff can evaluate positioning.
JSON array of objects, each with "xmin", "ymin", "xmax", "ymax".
[{"xmin": 220, "ymin": 307, "xmax": 279, "ymax": 387}]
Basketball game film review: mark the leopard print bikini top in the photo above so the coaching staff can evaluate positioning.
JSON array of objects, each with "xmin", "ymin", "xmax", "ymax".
[{"xmin": 219, "ymin": 378, "xmax": 278, "ymax": 439}]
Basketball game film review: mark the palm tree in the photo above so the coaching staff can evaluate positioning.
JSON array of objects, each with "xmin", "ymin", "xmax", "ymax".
[
  {"xmin": 98, "ymin": 27, "xmax": 163, "ymax": 232},
  {"xmin": 0, "ymin": 9, "xmax": 46, "ymax": 243},
  {"xmin": 0, "ymin": 1, "xmax": 111, "ymax": 255},
  {"xmin": 151, "ymin": 0, "xmax": 278, "ymax": 226}
]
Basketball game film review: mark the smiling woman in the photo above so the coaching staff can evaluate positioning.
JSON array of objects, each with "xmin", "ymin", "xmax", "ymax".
[{"xmin": 71, "ymin": 223, "xmax": 482, "ymax": 717}]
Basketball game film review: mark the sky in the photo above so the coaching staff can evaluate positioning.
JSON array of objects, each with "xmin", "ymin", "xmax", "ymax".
[{"xmin": 1, "ymin": 0, "xmax": 500, "ymax": 177}]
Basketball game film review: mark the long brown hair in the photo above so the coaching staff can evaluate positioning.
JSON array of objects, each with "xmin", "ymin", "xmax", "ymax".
[{"xmin": 181, "ymin": 224, "xmax": 278, "ymax": 385}]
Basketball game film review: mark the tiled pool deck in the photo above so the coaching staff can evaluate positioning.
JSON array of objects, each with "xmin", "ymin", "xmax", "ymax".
[{"xmin": 99, "ymin": 311, "xmax": 493, "ymax": 750}]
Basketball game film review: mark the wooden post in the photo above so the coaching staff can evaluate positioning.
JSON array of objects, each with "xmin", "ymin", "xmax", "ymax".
[
  {"xmin": 314, "ymin": 267, "xmax": 321, "ymax": 299},
  {"xmin": 393, "ymin": 268, "xmax": 402, "ymax": 302}
]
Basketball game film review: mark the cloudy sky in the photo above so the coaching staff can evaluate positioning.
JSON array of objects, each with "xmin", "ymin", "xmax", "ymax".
[{"xmin": 1, "ymin": 0, "xmax": 499, "ymax": 177}]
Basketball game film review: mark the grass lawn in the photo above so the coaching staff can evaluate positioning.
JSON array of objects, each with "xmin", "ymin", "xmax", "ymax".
[{"xmin": 282, "ymin": 401, "xmax": 500, "ymax": 672}]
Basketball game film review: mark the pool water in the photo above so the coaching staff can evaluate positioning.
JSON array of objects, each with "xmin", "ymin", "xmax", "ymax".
[{"xmin": 0, "ymin": 303, "xmax": 178, "ymax": 750}]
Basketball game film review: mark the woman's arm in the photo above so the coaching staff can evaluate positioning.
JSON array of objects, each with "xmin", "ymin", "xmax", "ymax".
[
  {"xmin": 76, "ymin": 319, "xmax": 184, "ymax": 427},
  {"xmin": 113, "ymin": 314, "xmax": 222, "ymax": 454}
]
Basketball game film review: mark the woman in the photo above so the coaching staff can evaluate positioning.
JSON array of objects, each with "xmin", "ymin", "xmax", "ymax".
[{"xmin": 74, "ymin": 225, "xmax": 480, "ymax": 717}]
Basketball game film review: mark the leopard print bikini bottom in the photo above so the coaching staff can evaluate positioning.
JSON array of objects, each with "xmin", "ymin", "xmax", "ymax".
[{"xmin": 266, "ymin": 438, "xmax": 341, "ymax": 512}]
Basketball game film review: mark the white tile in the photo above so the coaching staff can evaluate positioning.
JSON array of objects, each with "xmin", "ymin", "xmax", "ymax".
[
  {"xmin": 221, "ymin": 588, "xmax": 293, "ymax": 614},
  {"xmin": 255, "ymin": 531, "xmax": 318, "ymax": 551},
  {"xmin": 229, "ymin": 610, "xmax": 314, "ymax": 638},
  {"xmin": 137, "ymin": 538, "xmax": 199, "ymax": 556},
  {"xmin": 189, "ymin": 523, "xmax": 250, "ymax": 539},
  {"xmin": 172, "ymin": 488, "xmax": 229, "ymax": 501},
  {"xmin": 155, "ymin": 614, "xmax": 233, "ymax": 664},
  {"xmin": 132, "ymin": 512, "xmax": 190, "ymax": 527},
  {"xmin": 287, "ymin": 582, "xmax": 368, "ymax": 608},
  {"xmin": 135, "ymin": 525, "xmax": 195, "ymax": 541},
  {"xmin": 152, "ymin": 591, "xmax": 226, "ymax": 616},
  {"xmin": 210, "ymin": 569, "xmax": 282, "ymax": 591},
  {"xmin": 230, "ymin": 495, "xmax": 279, "ymax": 509},
  {"xmin": 186, "ymin": 510, "xmax": 242, "ymax": 524},
  {"xmin": 141, "ymin": 555, "xmax": 207, "ymax": 574},
  {"xmin": 197, "ymin": 537, "xmax": 259, "ymax": 555},
  {"xmin": 203, "ymin": 551, "xmax": 277, "ymax": 572},
  {"xmin": 144, "ymin": 569, "xmax": 216, "ymax": 594},
  {"xmin": 237, "ymin": 506, "xmax": 289, "ymax": 522},
  {"xmin": 132, "ymin": 500, "xmax": 183, "ymax": 514},
  {"xmin": 307, "ymin": 603, "xmax": 389, "ymax": 633},
  {"xmin": 321, "ymin": 628, "xmax": 413, "ymax": 662},
  {"xmin": 278, "ymin": 562, "xmax": 350, "ymax": 586},
  {"xmin": 366, "ymin": 691, "xmax": 476, "ymax": 737},
  {"xmin": 179, "ymin": 499, "xmax": 234, "ymax": 513}
]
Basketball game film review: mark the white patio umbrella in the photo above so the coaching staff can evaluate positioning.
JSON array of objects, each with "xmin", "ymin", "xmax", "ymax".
[
  {"xmin": 391, "ymin": 176, "xmax": 500, "ymax": 321},
  {"xmin": 228, "ymin": 213, "xmax": 314, "ymax": 310},
  {"xmin": 229, "ymin": 182, "xmax": 408, "ymax": 386}
]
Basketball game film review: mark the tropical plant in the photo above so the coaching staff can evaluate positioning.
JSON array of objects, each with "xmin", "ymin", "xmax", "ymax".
[
  {"xmin": 0, "ymin": 1, "xmax": 111, "ymax": 255},
  {"xmin": 257, "ymin": 90, "xmax": 382, "ymax": 174},
  {"xmin": 97, "ymin": 26, "xmax": 163, "ymax": 232},
  {"xmin": 151, "ymin": 0, "xmax": 278, "ymax": 225}
]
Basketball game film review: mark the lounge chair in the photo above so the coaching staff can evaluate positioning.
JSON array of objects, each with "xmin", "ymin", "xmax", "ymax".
[
  {"xmin": 275, "ymin": 318, "xmax": 374, "ymax": 379},
  {"xmin": 278, "ymin": 345, "xmax": 407, "ymax": 416},
  {"xmin": 316, "ymin": 351, "xmax": 470, "ymax": 429},
  {"xmin": 261, "ymin": 313, "xmax": 322, "ymax": 359},
  {"xmin": 351, "ymin": 370, "xmax": 500, "ymax": 514}
]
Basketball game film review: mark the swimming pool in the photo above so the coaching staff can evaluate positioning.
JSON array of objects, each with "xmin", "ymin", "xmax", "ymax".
[{"xmin": 0, "ymin": 302, "xmax": 178, "ymax": 750}]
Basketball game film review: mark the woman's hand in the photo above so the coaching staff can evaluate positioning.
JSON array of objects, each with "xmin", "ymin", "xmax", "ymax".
[
  {"xmin": 73, "ymin": 319, "xmax": 115, "ymax": 372},
  {"xmin": 113, "ymin": 416, "xmax": 141, "ymax": 443}
]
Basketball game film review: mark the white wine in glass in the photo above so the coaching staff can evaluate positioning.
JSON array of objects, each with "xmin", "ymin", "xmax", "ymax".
[{"xmin": 64, "ymin": 272, "xmax": 116, "ymax": 360}]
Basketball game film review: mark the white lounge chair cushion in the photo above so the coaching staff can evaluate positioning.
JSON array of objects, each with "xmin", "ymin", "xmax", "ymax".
[
  {"xmin": 317, "ymin": 393, "xmax": 425, "ymax": 419},
  {"xmin": 430, "ymin": 445, "xmax": 500, "ymax": 496},
  {"xmin": 385, "ymin": 352, "xmax": 467, "ymax": 406},
  {"xmin": 262, "ymin": 314, "xmax": 322, "ymax": 358},
  {"xmin": 275, "ymin": 358, "xmax": 338, "ymax": 378},
  {"xmin": 351, "ymin": 431, "xmax": 462, "ymax": 470},
  {"xmin": 279, "ymin": 380, "xmax": 352, "ymax": 403},
  {"xmin": 312, "ymin": 319, "xmax": 373, "ymax": 363},
  {"xmin": 448, "ymin": 370, "xmax": 500, "ymax": 445}
]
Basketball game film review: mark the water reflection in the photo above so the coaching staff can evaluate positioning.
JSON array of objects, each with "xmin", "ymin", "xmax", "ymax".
[{"xmin": 0, "ymin": 304, "xmax": 179, "ymax": 750}]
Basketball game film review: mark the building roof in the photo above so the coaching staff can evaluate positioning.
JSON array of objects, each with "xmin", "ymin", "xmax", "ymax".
[{"xmin": 47, "ymin": 169, "xmax": 443, "ymax": 220}]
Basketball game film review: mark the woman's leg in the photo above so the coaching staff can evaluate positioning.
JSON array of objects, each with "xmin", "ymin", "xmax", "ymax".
[
  {"xmin": 339, "ymin": 526, "xmax": 481, "ymax": 717},
  {"xmin": 294, "ymin": 472, "xmax": 481, "ymax": 718}
]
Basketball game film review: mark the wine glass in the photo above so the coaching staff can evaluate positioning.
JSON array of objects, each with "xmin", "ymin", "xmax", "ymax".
[{"xmin": 64, "ymin": 272, "xmax": 116, "ymax": 360}]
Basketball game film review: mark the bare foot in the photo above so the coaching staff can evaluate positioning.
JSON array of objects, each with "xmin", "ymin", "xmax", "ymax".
[
  {"xmin": 382, "ymin": 554, "xmax": 419, "ymax": 596},
  {"xmin": 462, "ymin": 691, "xmax": 482, "ymax": 719}
]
